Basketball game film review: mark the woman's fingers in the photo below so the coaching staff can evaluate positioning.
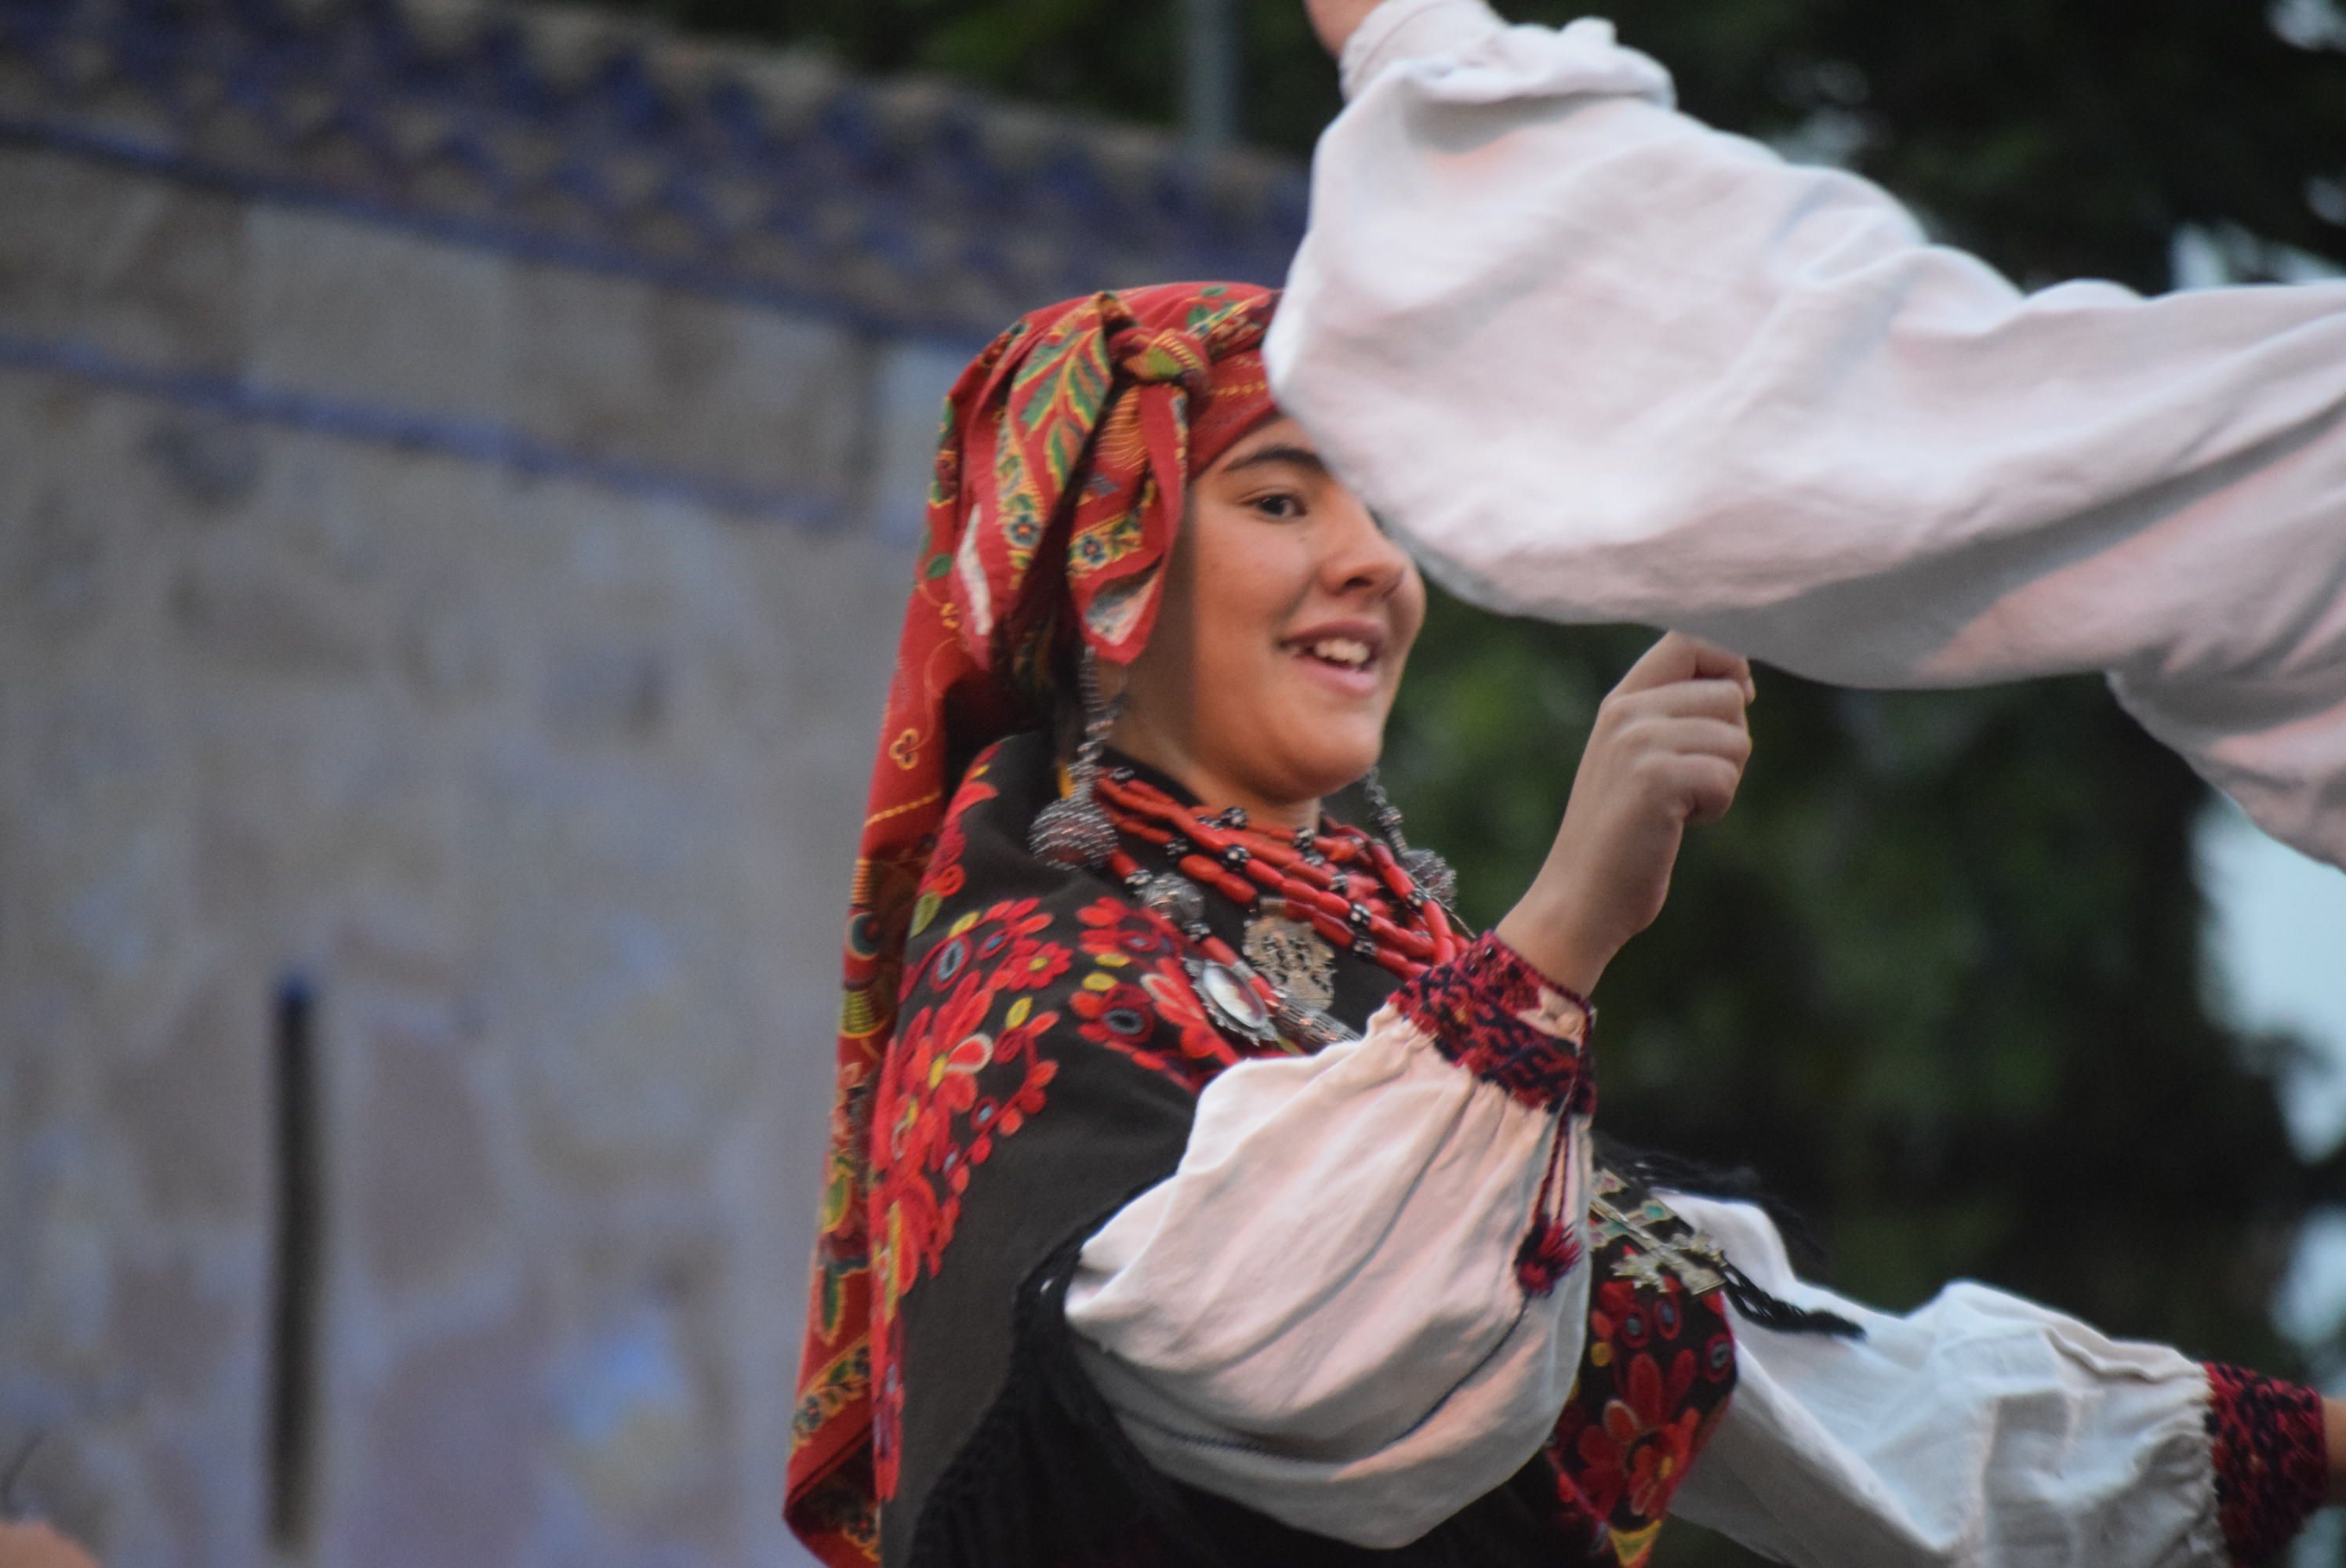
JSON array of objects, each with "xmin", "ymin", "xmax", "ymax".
[
  {"xmin": 1304, "ymin": 0, "xmax": 1385, "ymax": 55},
  {"xmin": 1627, "ymin": 751, "xmax": 1745, "ymax": 826},
  {"xmin": 1680, "ymin": 751, "xmax": 1755, "ymax": 826},
  {"xmin": 1635, "ymin": 728, "xmax": 1749, "ymax": 826},
  {"xmin": 1609, "ymin": 677, "xmax": 1752, "ymax": 728},
  {"xmin": 1677, "ymin": 635, "xmax": 1755, "ymax": 700},
  {"xmin": 1500, "ymin": 632, "xmax": 1756, "ymax": 994},
  {"xmin": 1611, "ymin": 631, "xmax": 1702, "ymax": 694},
  {"xmin": 1636, "ymin": 716, "xmax": 1754, "ymax": 766},
  {"xmin": 1683, "ymin": 638, "xmax": 1754, "ymax": 699},
  {"xmin": 1611, "ymin": 632, "xmax": 1756, "ymax": 701}
]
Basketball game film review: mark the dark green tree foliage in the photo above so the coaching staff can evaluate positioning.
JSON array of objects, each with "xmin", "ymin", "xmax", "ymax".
[{"xmin": 620, "ymin": 1, "xmax": 2346, "ymax": 1559}]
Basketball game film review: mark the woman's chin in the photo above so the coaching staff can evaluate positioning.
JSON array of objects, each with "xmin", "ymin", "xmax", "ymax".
[
  {"xmin": 1222, "ymin": 681, "xmax": 1391, "ymax": 808},
  {"xmin": 1271, "ymin": 736, "xmax": 1385, "ymax": 806}
]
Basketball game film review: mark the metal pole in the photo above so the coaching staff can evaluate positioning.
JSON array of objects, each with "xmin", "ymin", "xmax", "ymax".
[{"xmin": 1182, "ymin": 0, "xmax": 1238, "ymax": 154}]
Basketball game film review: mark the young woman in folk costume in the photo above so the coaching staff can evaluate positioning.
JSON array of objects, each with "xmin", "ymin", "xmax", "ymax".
[{"xmin": 786, "ymin": 282, "xmax": 2344, "ymax": 1568}]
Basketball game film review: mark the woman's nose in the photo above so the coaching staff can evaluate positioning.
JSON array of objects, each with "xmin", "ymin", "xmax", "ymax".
[{"xmin": 1325, "ymin": 499, "xmax": 1411, "ymax": 598}]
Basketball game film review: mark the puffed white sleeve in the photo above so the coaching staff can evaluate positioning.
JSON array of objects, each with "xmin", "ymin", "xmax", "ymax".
[
  {"xmin": 1265, "ymin": 0, "xmax": 2346, "ymax": 870},
  {"xmin": 1061, "ymin": 933, "xmax": 1596, "ymax": 1548},
  {"xmin": 1661, "ymin": 1192, "xmax": 2333, "ymax": 1567}
]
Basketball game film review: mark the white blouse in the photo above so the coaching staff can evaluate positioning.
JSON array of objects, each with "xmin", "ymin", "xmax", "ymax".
[
  {"xmin": 1262, "ymin": 0, "xmax": 2346, "ymax": 871},
  {"xmin": 1063, "ymin": 956, "xmax": 2234, "ymax": 1563},
  {"xmin": 1065, "ymin": 954, "xmax": 1597, "ymax": 1546}
]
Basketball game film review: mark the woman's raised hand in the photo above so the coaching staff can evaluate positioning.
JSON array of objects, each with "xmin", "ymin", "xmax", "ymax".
[
  {"xmin": 1304, "ymin": 0, "xmax": 1385, "ymax": 56},
  {"xmin": 1494, "ymin": 633, "xmax": 1756, "ymax": 996}
]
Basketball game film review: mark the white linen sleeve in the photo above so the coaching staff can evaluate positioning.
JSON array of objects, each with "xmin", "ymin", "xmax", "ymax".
[
  {"xmin": 1266, "ymin": 0, "xmax": 2346, "ymax": 869},
  {"xmin": 1663, "ymin": 1192, "xmax": 2238, "ymax": 1567},
  {"xmin": 1062, "ymin": 935, "xmax": 1595, "ymax": 1548}
]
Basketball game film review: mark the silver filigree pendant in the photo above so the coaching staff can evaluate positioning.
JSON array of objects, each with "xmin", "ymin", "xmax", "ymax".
[
  {"xmin": 1241, "ymin": 914, "xmax": 1336, "ymax": 1011},
  {"xmin": 1029, "ymin": 786, "xmax": 1117, "ymax": 868},
  {"xmin": 1133, "ymin": 872, "xmax": 1205, "ymax": 929},
  {"xmin": 1189, "ymin": 958, "xmax": 1280, "ymax": 1047},
  {"xmin": 1030, "ymin": 647, "xmax": 1124, "ymax": 869},
  {"xmin": 1400, "ymin": 846, "xmax": 1458, "ymax": 908}
]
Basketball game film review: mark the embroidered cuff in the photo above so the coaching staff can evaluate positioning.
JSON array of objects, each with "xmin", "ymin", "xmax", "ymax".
[
  {"xmin": 1390, "ymin": 932, "xmax": 1592, "ymax": 1111},
  {"xmin": 2203, "ymin": 1361, "xmax": 2328, "ymax": 1566},
  {"xmin": 1338, "ymin": 0, "xmax": 1505, "ymax": 99}
]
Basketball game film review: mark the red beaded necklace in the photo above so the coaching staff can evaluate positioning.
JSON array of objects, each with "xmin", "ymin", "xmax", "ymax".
[{"xmin": 1095, "ymin": 768, "xmax": 1462, "ymax": 1011}]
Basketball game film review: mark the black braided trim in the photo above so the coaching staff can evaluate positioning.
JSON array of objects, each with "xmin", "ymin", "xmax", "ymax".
[{"xmin": 903, "ymin": 1219, "xmax": 1238, "ymax": 1568}]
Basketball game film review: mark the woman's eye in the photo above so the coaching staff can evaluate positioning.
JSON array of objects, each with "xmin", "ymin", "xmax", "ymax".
[{"xmin": 1250, "ymin": 492, "xmax": 1305, "ymax": 521}]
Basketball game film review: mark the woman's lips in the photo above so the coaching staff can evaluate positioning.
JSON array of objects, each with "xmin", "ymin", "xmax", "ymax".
[{"xmin": 1286, "ymin": 643, "xmax": 1382, "ymax": 697}]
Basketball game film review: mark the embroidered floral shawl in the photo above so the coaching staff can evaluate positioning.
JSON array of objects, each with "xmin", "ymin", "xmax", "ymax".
[
  {"xmin": 808, "ymin": 733, "xmax": 1738, "ymax": 1568},
  {"xmin": 790, "ymin": 284, "xmax": 1280, "ymax": 1562}
]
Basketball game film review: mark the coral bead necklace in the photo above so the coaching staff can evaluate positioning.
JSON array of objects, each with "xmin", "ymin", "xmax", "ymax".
[{"xmin": 1093, "ymin": 767, "xmax": 1462, "ymax": 1048}]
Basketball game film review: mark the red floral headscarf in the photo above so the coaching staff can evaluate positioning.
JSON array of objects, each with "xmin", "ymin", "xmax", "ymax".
[{"xmin": 788, "ymin": 282, "xmax": 1279, "ymax": 1564}]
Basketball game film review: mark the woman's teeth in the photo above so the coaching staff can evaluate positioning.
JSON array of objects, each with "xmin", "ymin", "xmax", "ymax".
[{"xmin": 1299, "ymin": 637, "xmax": 1373, "ymax": 669}]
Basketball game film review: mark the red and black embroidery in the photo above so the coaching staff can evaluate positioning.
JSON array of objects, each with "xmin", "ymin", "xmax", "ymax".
[
  {"xmin": 2204, "ymin": 1360, "xmax": 2329, "ymax": 1566},
  {"xmin": 1538, "ymin": 1178, "xmax": 1738, "ymax": 1568},
  {"xmin": 1391, "ymin": 932, "xmax": 1594, "ymax": 1112},
  {"xmin": 870, "ymin": 890, "xmax": 1069, "ymax": 1497}
]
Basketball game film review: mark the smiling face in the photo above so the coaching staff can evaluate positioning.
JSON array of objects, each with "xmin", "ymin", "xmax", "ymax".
[{"xmin": 1106, "ymin": 416, "xmax": 1426, "ymax": 828}]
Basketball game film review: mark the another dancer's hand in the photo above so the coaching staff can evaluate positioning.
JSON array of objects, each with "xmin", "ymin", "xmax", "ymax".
[
  {"xmin": 2330, "ymin": 1398, "xmax": 2346, "ymax": 1504},
  {"xmin": 1305, "ymin": 0, "xmax": 1385, "ymax": 56},
  {"xmin": 1496, "ymin": 633, "xmax": 1755, "ymax": 996},
  {"xmin": 0, "ymin": 1519, "xmax": 102, "ymax": 1568}
]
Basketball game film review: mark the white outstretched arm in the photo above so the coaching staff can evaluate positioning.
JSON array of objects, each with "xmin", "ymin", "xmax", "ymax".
[
  {"xmin": 1665, "ymin": 1192, "xmax": 2333, "ymax": 1567},
  {"xmin": 1269, "ymin": 0, "xmax": 2346, "ymax": 866}
]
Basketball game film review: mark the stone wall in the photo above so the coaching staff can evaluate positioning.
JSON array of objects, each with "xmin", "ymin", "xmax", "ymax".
[{"xmin": 0, "ymin": 2, "xmax": 1299, "ymax": 1563}]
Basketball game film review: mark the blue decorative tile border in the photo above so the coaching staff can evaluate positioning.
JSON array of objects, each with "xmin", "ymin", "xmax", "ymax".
[
  {"xmin": 0, "ymin": 326, "xmax": 851, "ymax": 526},
  {"xmin": 0, "ymin": 0, "xmax": 1307, "ymax": 346},
  {"xmin": 0, "ymin": 111, "xmax": 993, "ymax": 350}
]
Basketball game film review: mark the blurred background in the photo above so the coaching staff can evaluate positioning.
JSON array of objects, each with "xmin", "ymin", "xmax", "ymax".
[{"xmin": 2, "ymin": 0, "xmax": 2342, "ymax": 1565}]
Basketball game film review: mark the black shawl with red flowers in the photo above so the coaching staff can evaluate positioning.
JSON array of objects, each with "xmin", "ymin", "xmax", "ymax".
[{"xmin": 867, "ymin": 732, "xmax": 1738, "ymax": 1568}]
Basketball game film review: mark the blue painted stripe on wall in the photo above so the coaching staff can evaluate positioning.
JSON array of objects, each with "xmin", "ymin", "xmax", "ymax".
[{"xmin": 0, "ymin": 326, "xmax": 852, "ymax": 528}]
